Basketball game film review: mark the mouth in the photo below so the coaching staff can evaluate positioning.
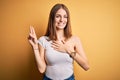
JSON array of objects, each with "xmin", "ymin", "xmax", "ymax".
[{"xmin": 58, "ymin": 22, "xmax": 66, "ymax": 26}]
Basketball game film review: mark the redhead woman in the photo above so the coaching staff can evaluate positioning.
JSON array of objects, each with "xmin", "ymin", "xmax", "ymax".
[{"xmin": 28, "ymin": 3, "xmax": 89, "ymax": 80}]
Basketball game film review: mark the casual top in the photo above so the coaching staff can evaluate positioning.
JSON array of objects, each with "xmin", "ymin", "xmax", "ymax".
[{"xmin": 38, "ymin": 36, "xmax": 74, "ymax": 80}]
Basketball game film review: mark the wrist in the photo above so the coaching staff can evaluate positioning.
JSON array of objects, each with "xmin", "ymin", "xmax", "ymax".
[
  {"xmin": 33, "ymin": 46, "xmax": 39, "ymax": 50},
  {"xmin": 33, "ymin": 48, "xmax": 39, "ymax": 50}
]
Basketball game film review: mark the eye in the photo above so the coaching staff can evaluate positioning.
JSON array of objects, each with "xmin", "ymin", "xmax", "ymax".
[
  {"xmin": 64, "ymin": 15, "xmax": 68, "ymax": 18},
  {"xmin": 55, "ymin": 15, "xmax": 60, "ymax": 18}
]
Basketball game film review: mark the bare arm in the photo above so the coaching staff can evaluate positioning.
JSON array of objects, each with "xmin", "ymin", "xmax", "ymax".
[
  {"xmin": 33, "ymin": 45, "xmax": 46, "ymax": 73},
  {"xmin": 51, "ymin": 36, "xmax": 90, "ymax": 71},
  {"xmin": 70, "ymin": 36, "xmax": 90, "ymax": 71},
  {"xmin": 28, "ymin": 26, "xmax": 46, "ymax": 73}
]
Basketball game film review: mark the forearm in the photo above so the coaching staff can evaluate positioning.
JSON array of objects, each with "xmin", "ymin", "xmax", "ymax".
[
  {"xmin": 33, "ymin": 49, "xmax": 46, "ymax": 73},
  {"xmin": 69, "ymin": 51, "xmax": 90, "ymax": 71}
]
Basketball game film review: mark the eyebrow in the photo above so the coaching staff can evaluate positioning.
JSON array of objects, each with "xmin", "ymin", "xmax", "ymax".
[{"xmin": 55, "ymin": 13, "xmax": 67, "ymax": 16}]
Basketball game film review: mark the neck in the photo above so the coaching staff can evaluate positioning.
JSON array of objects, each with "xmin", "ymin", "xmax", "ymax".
[{"xmin": 56, "ymin": 29, "xmax": 65, "ymax": 41}]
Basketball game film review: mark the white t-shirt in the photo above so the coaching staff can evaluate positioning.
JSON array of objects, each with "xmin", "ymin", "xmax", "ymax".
[{"xmin": 38, "ymin": 36, "xmax": 74, "ymax": 80}]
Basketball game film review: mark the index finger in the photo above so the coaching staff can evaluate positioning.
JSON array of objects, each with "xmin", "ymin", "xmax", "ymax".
[
  {"xmin": 29, "ymin": 25, "xmax": 33, "ymax": 33},
  {"xmin": 52, "ymin": 40, "xmax": 61, "ymax": 44},
  {"xmin": 30, "ymin": 25, "xmax": 36, "ymax": 34}
]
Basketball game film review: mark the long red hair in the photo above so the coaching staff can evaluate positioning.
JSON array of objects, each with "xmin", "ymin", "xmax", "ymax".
[{"xmin": 45, "ymin": 3, "xmax": 72, "ymax": 40}]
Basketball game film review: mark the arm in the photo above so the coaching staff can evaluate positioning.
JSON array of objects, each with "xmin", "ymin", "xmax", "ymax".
[
  {"xmin": 70, "ymin": 36, "xmax": 90, "ymax": 71},
  {"xmin": 28, "ymin": 26, "xmax": 46, "ymax": 73},
  {"xmin": 51, "ymin": 36, "xmax": 90, "ymax": 71},
  {"xmin": 33, "ymin": 44, "xmax": 46, "ymax": 73}
]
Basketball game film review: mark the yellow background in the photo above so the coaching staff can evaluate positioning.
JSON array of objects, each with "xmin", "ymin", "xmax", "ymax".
[{"xmin": 0, "ymin": 0, "xmax": 120, "ymax": 80}]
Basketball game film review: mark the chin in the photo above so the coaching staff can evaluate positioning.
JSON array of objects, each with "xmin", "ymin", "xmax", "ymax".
[
  {"xmin": 56, "ymin": 26, "xmax": 66, "ymax": 30},
  {"xmin": 57, "ymin": 25, "xmax": 66, "ymax": 29}
]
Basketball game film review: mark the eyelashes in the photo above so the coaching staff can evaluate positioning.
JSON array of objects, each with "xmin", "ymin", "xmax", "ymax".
[{"xmin": 55, "ymin": 15, "xmax": 68, "ymax": 18}]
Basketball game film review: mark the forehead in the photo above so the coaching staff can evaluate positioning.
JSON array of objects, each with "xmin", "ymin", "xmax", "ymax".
[{"xmin": 56, "ymin": 8, "xmax": 67, "ymax": 15}]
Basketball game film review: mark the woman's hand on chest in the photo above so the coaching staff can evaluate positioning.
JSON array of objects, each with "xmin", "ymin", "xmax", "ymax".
[{"xmin": 51, "ymin": 37, "xmax": 75, "ymax": 53}]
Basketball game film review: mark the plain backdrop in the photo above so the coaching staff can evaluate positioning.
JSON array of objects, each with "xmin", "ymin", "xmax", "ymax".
[{"xmin": 0, "ymin": 0, "xmax": 120, "ymax": 80}]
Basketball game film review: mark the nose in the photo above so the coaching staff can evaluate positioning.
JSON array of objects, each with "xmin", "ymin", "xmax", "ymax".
[{"xmin": 60, "ymin": 17, "xmax": 64, "ymax": 22}]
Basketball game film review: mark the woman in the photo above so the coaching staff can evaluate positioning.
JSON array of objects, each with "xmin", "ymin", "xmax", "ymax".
[{"xmin": 28, "ymin": 3, "xmax": 89, "ymax": 80}]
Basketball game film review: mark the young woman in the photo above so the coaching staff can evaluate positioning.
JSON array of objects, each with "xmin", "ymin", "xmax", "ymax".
[{"xmin": 28, "ymin": 3, "xmax": 89, "ymax": 80}]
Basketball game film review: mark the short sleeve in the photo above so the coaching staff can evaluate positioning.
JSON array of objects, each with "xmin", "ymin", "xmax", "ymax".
[{"xmin": 37, "ymin": 36, "xmax": 46, "ymax": 48}]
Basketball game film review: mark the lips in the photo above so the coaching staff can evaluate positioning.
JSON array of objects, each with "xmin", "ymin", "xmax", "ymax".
[{"xmin": 58, "ymin": 23, "xmax": 66, "ymax": 26}]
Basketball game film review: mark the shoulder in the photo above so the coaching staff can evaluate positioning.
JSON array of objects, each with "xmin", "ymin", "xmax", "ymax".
[
  {"xmin": 38, "ymin": 36, "xmax": 46, "ymax": 39},
  {"xmin": 69, "ymin": 36, "xmax": 84, "ymax": 50},
  {"xmin": 38, "ymin": 36, "xmax": 49, "ymax": 40},
  {"xmin": 70, "ymin": 35, "xmax": 81, "ymax": 41},
  {"xmin": 37, "ymin": 36, "xmax": 48, "ymax": 44},
  {"xmin": 69, "ymin": 35, "xmax": 82, "ymax": 45},
  {"xmin": 37, "ymin": 36, "xmax": 49, "ymax": 48}
]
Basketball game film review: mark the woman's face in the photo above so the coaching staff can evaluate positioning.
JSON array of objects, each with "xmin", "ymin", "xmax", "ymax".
[{"xmin": 54, "ymin": 8, "xmax": 68, "ymax": 30}]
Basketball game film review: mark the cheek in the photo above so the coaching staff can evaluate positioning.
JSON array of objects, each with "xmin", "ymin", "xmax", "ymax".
[
  {"xmin": 55, "ymin": 18, "xmax": 60, "ymax": 22},
  {"xmin": 54, "ymin": 19, "xmax": 59, "ymax": 26},
  {"xmin": 65, "ymin": 19, "xmax": 67, "ymax": 22},
  {"xmin": 54, "ymin": 21, "xmax": 58, "ymax": 25},
  {"xmin": 64, "ymin": 19, "xmax": 67, "ymax": 24}
]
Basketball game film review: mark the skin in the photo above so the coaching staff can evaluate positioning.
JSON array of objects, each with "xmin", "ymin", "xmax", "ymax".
[{"xmin": 28, "ymin": 8, "xmax": 90, "ymax": 73}]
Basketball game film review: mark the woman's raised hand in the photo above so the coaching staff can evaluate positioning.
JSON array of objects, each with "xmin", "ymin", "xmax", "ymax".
[{"xmin": 28, "ymin": 26, "xmax": 38, "ymax": 49}]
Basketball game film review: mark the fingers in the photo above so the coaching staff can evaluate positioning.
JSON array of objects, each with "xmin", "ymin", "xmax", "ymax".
[
  {"xmin": 52, "ymin": 40, "xmax": 63, "ymax": 44},
  {"xmin": 61, "ymin": 40, "xmax": 65, "ymax": 44},
  {"xmin": 51, "ymin": 41, "xmax": 66, "ymax": 53},
  {"xmin": 51, "ymin": 45, "xmax": 58, "ymax": 50},
  {"xmin": 51, "ymin": 41, "xmax": 60, "ymax": 49},
  {"xmin": 30, "ymin": 25, "xmax": 34, "ymax": 34},
  {"xmin": 31, "ymin": 26, "xmax": 35, "ymax": 34},
  {"xmin": 28, "ymin": 39, "xmax": 34, "ymax": 46},
  {"xmin": 30, "ymin": 25, "xmax": 36, "ymax": 35},
  {"xmin": 51, "ymin": 41, "xmax": 64, "ymax": 49},
  {"xmin": 28, "ymin": 32, "xmax": 35, "ymax": 41},
  {"xmin": 29, "ymin": 33, "xmax": 35, "ymax": 38},
  {"xmin": 29, "ymin": 25, "xmax": 37, "ymax": 38},
  {"xmin": 51, "ymin": 41, "xmax": 62, "ymax": 47},
  {"xmin": 28, "ymin": 34, "xmax": 38, "ymax": 46},
  {"xmin": 51, "ymin": 42, "xmax": 59, "ymax": 48},
  {"xmin": 28, "ymin": 25, "xmax": 38, "ymax": 45},
  {"xmin": 30, "ymin": 25, "xmax": 32, "ymax": 34}
]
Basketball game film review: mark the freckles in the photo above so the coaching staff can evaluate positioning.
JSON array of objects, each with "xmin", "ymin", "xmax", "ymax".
[{"xmin": 54, "ymin": 19, "xmax": 60, "ymax": 23}]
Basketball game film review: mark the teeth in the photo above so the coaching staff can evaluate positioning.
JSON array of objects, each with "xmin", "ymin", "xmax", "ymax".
[
  {"xmin": 59, "ymin": 24, "xmax": 63, "ymax": 25},
  {"xmin": 59, "ymin": 23, "xmax": 64, "ymax": 25}
]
